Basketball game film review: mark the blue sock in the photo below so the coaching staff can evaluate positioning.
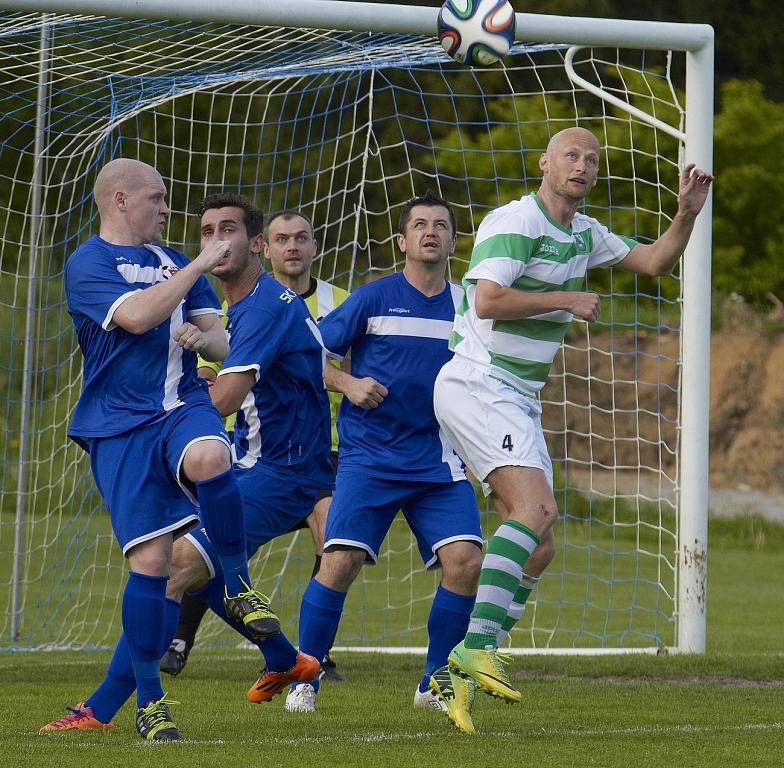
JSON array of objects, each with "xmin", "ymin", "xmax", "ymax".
[
  {"xmin": 85, "ymin": 634, "xmax": 136, "ymax": 724},
  {"xmin": 419, "ymin": 585, "xmax": 475, "ymax": 693},
  {"xmin": 195, "ymin": 468, "xmax": 250, "ymax": 595},
  {"xmin": 298, "ymin": 579, "xmax": 347, "ymax": 694},
  {"xmin": 162, "ymin": 597, "xmax": 181, "ymax": 652},
  {"xmin": 121, "ymin": 571, "xmax": 168, "ymax": 708},
  {"xmin": 201, "ymin": 579, "xmax": 297, "ymax": 672},
  {"xmin": 84, "ymin": 597, "xmax": 182, "ymax": 722}
]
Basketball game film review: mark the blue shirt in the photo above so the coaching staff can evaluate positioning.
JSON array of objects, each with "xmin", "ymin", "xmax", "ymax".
[
  {"xmin": 66, "ymin": 235, "xmax": 220, "ymax": 447},
  {"xmin": 220, "ymin": 271, "xmax": 332, "ymax": 489},
  {"xmin": 318, "ymin": 271, "xmax": 466, "ymax": 483}
]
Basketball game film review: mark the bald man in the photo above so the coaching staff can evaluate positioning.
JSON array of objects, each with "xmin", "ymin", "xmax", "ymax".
[
  {"xmin": 39, "ymin": 159, "xmax": 279, "ymax": 742},
  {"xmin": 429, "ymin": 128, "xmax": 714, "ymax": 733}
]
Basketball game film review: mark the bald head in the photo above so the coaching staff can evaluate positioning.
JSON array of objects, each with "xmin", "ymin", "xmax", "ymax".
[
  {"xmin": 93, "ymin": 159, "xmax": 169, "ymax": 245},
  {"xmin": 545, "ymin": 127, "xmax": 600, "ymax": 156},
  {"xmin": 94, "ymin": 159, "xmax": 161, "ymax": 212}
]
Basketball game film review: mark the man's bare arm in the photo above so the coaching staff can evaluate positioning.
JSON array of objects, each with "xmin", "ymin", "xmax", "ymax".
[
  {"xmin": 618, "ymin": 164, "xmax": 714, "ymax": 277},
  {"xmin": 324, "ymin": 362, "xmax": 388, "ymax": 410}
]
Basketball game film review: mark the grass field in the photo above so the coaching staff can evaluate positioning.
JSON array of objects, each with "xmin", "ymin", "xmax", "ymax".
[{"xmin": 2, "ymin": 516, "xmax": 783, "ymax": 768}]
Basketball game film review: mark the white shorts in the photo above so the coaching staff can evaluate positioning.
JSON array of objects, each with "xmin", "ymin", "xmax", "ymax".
[{"xmin": 434, "ymin": 358, "xmax": 553, "ymax": 496}]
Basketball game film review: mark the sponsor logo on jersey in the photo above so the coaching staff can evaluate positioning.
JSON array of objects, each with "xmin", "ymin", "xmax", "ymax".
[
  {"xmin": 388, "ymin": 307, "xmax": 411, "ymax": 314},
  {"xmin": 536, "ymin": 243, "xmax": 560, "ymax": 257},
  {"xmin": 161, "ymin": 264, "xmax": 179, "ymax": 280},
  {"xmin": 279, "ymin": 288, "xmax": 297, "ymax": 303}
]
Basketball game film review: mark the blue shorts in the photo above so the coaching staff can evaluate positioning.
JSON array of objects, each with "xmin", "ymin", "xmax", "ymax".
[
  {"xmin": 87, "ymin": 402, "xmax": 230, "ymax": 556},
  {"xmin": 186, "ymin": 462, "xmax": 322, "ymax": 580},
  {"xmin": 323, "ymin": 471, "xmax": 482, "ymax": 569}
]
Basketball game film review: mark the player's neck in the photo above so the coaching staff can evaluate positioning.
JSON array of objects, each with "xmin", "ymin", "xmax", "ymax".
[
  {"xmin": 402, "ymin": 262, "xmax": 446, "ymax": 298},
  {"xmin": 223, "ymin": 259, "xmax": 264, "ymax": 305},
  {"xmin": 274, "ymin": 270, "xmax": 311, "ymax": 297},
  {"xmin": 98, "ymin": 223, "xmax": 146, "ymax": 247},
  {"xmin": 535, "ymin": 185, "xmax": 579, "ymax": 229}
]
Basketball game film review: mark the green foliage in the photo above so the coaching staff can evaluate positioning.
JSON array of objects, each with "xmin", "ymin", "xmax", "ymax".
[{"xmin": 712, "ymin": 80, "xmax": 784, "ymax": 307}]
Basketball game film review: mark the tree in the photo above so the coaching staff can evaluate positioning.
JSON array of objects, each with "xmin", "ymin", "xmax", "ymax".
[{"xmin": 712, "ymin": 80, "xmax": 784, "ymax": 306}]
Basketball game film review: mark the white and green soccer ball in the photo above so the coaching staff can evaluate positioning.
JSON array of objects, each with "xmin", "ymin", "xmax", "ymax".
[{"xmin": 437, "ymin": 0, "xmax": 517, "ymax": 67}]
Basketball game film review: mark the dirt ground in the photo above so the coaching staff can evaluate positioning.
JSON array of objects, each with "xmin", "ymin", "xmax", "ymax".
[{"xmin": 538, "ymin": 320, "xmax": 784, "ymax": 521}]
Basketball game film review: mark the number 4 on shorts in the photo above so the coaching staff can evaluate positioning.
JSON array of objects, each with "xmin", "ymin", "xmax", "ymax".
[{"xmin": 502, "ymin": 434, "xmax": 513, "ymax": 452}]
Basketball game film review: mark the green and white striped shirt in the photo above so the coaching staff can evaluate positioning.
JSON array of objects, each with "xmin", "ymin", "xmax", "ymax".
[{"xmin": 450, "ymin": 193, "xmax": 636, "ymax": 396}]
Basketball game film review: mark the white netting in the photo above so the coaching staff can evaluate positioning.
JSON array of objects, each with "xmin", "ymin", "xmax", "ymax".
[{"xmin": 0, "ymin": 12, "xmax": 685, "ymax": 651}]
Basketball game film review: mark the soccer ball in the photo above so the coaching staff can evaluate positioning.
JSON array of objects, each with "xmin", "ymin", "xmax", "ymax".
[{"xmin": 437, "ymin": 0, "xmax": 516, "ymax": 67}]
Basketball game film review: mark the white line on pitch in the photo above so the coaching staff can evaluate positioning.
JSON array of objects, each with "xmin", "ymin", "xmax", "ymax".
[{"xmin": 127, "ymin": 721, "xmax": 784, "ymax": 746}]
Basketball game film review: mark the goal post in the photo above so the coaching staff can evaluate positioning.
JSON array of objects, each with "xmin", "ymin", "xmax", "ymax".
[{"xmin": 0, "ymin": 1, "xmax": 713, "ymax": 654}]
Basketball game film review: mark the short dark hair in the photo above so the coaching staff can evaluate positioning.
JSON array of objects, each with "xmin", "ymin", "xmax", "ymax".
[
  {"xmin": 398, "ymin": 190, "xmax": 456, "ymax": 235},
  {"xmin": 264, "ymin": 209, "xmax": 315, "ymax": 240},
  {"xmin": 199, "ymin": 193, "xmax": 263, "ymax": 238}
]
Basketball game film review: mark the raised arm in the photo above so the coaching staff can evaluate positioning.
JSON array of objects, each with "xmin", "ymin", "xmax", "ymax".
[
  {"xmin": 112, "ymin": 240, "xmax": 230, "ymax": 334},
  {"xmin": 618, "ymin": 164, "xmax": 714, "ymax": 277}
]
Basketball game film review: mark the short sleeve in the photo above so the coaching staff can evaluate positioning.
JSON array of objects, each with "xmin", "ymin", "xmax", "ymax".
[
  {"xmin": 219, "ymin": 306, "xmax": 287, "ymax": 381},
  {"xmin": 65, "ymin": 247, "xmax": 142, "ymax": 331},
  {"xmin": 318, "ymin": 289, "xmax": 370, "ymax": 358},
  {"xmin": 463, "ymin": 232, "xmax": 533, "ymax": 287},
  {"xmin": 587, "ymin": 221, "xmax": 636, "ymax": 269}
]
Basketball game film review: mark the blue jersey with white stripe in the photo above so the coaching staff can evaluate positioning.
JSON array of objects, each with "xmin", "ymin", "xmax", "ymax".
[
  {"xmin": 66, "ymin": 235, "xmax": 220, "ymax": 446},
  {"xmin": 220, "ymin": 271, "xmax": 332, "ymax": 489},
  {"xmin": 318, "ymin": 271, "xmax": 465, "ymax": 483}
]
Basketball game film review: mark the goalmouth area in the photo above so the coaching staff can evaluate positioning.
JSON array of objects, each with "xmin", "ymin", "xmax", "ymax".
[{"xmin": 0, "ymin": 1, "xmax": 713, "ymax": 657}]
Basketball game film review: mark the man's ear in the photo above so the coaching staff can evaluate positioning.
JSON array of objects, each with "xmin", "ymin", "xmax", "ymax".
[{"xmin": 251, "ymin": 234, "xmax": 265, "ymax": 254}]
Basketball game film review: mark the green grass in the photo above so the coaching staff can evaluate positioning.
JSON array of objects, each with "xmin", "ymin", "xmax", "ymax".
[{"xmin": 2, "ymin": 517, "xmax": 783, "ymax": 767}]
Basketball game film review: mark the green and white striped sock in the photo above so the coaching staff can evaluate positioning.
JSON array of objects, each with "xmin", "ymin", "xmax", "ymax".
[
  {"xmin": 496, "ymin": 572, "xmax": 540, "ymax": 646},
  {"xmin": 464, "ymin": 520, "xmax": 540, "ymax": 650}
]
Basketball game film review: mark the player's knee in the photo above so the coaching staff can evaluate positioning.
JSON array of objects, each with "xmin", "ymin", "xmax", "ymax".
[
  {"xmin": 440, "ymin": 542, "xmax": 482, "ymax": 593},
  {"xmin": 127, "ymin": 545, "xmax": 169, "ymax": 577},
  {"xmin": 518, "ymin": 498, "xmax": 558, "ymax": 537},
  {"xmin": 182, "ymin": 440, "xmax": 231, "ymax": 482},
  {"xmin": 319, "ymin": 548, "xmax": 364, "ymax": 590}
]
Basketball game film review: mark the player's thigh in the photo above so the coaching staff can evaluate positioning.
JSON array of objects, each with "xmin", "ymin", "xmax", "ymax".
[
  {"xmin": 306, "ymin": 450, "xmax": 337, "ymax": 551},
  {"xmin": 165, "ymin": 401, "xmax": 232, "ymax": 493},
  {"xmin": 88, "ymin": 426, "xmax": 200, "ymax": 556},
  {"xmin": 403, "ymin": 479, "xmax": 483, "ymax": 570},
  {"xmin": 307, "ymin": 495, "xmax": 332, "ymax": 553},
  {"xmin": 323, "ymin": 470, "xmax": 402, "ymax": 564},
  {"xmin": 236, "ymin": 464, "xmax": 320, "ymax": 558},
  {"xmin": 436, "ymin": 360, "xmax": 553, "ymax": 495}
]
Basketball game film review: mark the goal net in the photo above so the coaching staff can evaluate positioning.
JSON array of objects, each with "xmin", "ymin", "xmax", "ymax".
[{"xmin": 0, "ymin": 6, "xmax": 710, "ymax": 653}]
